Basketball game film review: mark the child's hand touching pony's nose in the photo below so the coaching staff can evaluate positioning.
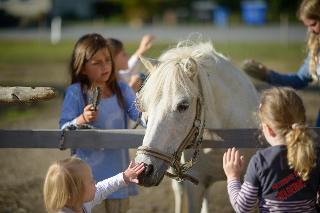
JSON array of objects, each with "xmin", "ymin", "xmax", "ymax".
[{"xmin": 123, "ymin": 161, "xmax": 145, "ymax": 184}]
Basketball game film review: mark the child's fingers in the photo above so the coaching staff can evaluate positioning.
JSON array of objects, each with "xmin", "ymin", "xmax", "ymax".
[
  {"xmin": 134, "ymin": 163, "xmax": 144, "ymax": 172},
  {"xmin": 132, "ymin": 162, "xmax": 143, "ymax": 168},
  {"xmin": 84, "ymin": 104, "xmax": 93, "ymax": 111},
  {"xmin": 131, "ymin": 178, "xmax": 139, "ymax": 184},
  {"xmin": 230, "ymin": 147, "xmax": 236, "ymax": 163},
  {"xmin": 234, "ymin": 150, "xmax": 240, "ymax": 166},
  {"xmin": 128, "ymin": 161, "xmax": 134, "ymax": 168},
  {"xmin": 223, "ymin": 151, "xmax": 226, "ymax": 166},
  {"xmin": 226, "ymin": 148, "xmax": 231, "ymax": 162},
  {"xmin": 240, "ymin": 155, "xmax": 245, "ymax": 167},
  {"xmin": 88, "ymin": 111, "xmax": 97, "ymax": 117},
  {"xmin": 135, "ymin": 164, "xmax": 145, "ymax": 175}
]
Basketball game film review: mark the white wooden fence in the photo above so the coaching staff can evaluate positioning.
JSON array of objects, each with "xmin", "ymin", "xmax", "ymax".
[{"xmin": 1, "ymin": 128, "xmax": 319, "ymax": 149}]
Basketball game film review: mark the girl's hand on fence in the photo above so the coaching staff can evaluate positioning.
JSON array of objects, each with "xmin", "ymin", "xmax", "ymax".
[
  {"xmin": 123, "ymin": 161, "xmax": 144, "ymax": 184},
  {"xmin": 223, "ymin": 147, "xmax": 245, "ymax": 182},
  {"xmin": 78, "ymin": 104, "xmax": 97, "ymax": 124}
]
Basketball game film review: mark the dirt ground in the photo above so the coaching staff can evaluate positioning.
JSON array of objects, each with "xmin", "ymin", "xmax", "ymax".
[{"xmin": 0, "ymin": 87, "xmax": 319, "ymax": 213}]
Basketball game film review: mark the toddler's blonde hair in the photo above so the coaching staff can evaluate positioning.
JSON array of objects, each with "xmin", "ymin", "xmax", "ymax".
[{"xmin": 43, "ymin": 156, "xmax": 88, "ymax": 212}]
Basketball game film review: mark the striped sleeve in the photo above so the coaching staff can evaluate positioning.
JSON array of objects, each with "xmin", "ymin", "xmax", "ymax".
[{"xmin": 227, "ymin": 180, "xmax": 259, "ymax": 213}]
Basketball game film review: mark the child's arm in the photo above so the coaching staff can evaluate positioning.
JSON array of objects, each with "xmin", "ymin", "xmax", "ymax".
[
  {"xmin": 121, "ymin": 34, "xmax": 155, "ymax": 76},
  {"xmin": 123, "ymin": 161, "xmax": 144, "ymax": 184},
  {"xmin": 60, "ymin": 85, "xmax": 98, "ymax": 129},
  {"xmin": 227, "ymin": 180, "xmax": 259, "ymax": 213},
  {"xmin": 223, "ymin": 148, "xmax": 258, "ymax": 213},
  {"xmin": 86, "ymin": 162, "xmax": 144, "ymax": 209},
  {"xmin": 60, "ymin": 86, "xmax": 82, "ymax": 129},
  {"xmin": 84, "ymin": 173, "xmax": 126, "ymax": 210},
  {"xmin": 134, "ymin": 34, "xmax": 155, "ymax": 57}
]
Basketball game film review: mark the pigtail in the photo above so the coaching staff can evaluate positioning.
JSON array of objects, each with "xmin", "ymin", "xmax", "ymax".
[{"xmin": 285, "ymin": 123, "xmax": 316, "ymax": 181}]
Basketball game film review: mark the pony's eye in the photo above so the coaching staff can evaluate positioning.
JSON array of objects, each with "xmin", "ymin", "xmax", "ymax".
[{"xmin": 176, "ymin": 100, "xmax": 189, "ymax": 112}]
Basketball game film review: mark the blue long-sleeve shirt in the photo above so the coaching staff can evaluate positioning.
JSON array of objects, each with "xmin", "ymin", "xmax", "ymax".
[
  {"xmin": 268, "ymin": 55, "xmax": 317, "ymax": 89},
  {"xmin": 59, "ymin": 82, "xmax": 139, "ymax": 199}
]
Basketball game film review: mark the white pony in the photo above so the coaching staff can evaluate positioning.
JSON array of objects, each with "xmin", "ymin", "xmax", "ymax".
[{"xmin": 135, "ymin": 40, "xmax": 258, "ymax": 213}]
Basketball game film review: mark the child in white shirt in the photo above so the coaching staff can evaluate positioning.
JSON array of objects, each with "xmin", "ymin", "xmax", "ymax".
[{"xmin": 43, "ymin": 156, "xmax": 144, "ymax": 213}]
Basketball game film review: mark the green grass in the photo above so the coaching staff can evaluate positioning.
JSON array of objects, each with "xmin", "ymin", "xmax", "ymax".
[
  {"xmin": 0, "ymin": 40, "xmax": 74, "ymax": 64},
  {"xmin": 0, "ymin": 40, "xmax": 305, "ymax": 67},
  {"xmin": 0, "ymin": 40, "xmax": 305, "ymax": 87},
  {"xmin": 0, "ymin": 104, "xmax": 42, "ymax": 124}
]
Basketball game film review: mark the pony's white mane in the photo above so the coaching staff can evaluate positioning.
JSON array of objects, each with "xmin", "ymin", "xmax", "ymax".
[{"xmin": 139, "ymin": 40, "xmax": 228, "ymax": 118}]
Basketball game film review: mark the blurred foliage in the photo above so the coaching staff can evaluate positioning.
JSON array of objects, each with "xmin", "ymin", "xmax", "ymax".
[
  {"xmin": 0, "ymin": 0, "xmax": 305, "ymax": 28},
  {"xmin": 266, "ymin": 0, "xmax": 300, "ymax": 21},
  {"xmin": 106, "ymin": 0, "xmax": 302, "ymax": 23}
]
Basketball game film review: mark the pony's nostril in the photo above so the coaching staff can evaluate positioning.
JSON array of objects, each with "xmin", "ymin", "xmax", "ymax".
[{"xmin": 143, "ymin": 163, "xmax": 154, "ymax": 176}]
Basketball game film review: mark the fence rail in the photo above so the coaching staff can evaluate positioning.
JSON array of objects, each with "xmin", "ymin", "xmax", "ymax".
[{"xmin": 1, "ymin": 128, "xmax": 319, "ymax": 149}]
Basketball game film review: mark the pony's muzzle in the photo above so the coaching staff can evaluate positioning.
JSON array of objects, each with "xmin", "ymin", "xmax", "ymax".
[
  {"xmin": 138, "ymin": 163, "xmax": 164, "ymax": 187},
  {"xmin": 140, "ymin": 163, "xmax": 154, "ymax": 177}
]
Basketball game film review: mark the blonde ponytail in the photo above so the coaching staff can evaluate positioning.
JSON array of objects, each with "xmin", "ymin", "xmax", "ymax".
[
  {"xmin": 259, "ymin": 87, "xmax": 317, "ymax": 181},
  {"xmin": 285, "ymin": 123, "xmax": 316, "ymax": 181}
]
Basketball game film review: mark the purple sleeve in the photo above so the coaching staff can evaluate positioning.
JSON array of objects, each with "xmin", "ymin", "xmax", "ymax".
[
  {"xmin": 227, "ymin": 180, "xmax": 259, "ymax": 213},
  {"xmin": 227, "ymin": 155, "xmax": 260, "ymax": 212}
]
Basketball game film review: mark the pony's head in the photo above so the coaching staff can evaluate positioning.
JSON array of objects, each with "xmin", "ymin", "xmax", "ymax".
[{"xmin": 135, "ymin": 41, "xmax": 219, "ymax": 187}]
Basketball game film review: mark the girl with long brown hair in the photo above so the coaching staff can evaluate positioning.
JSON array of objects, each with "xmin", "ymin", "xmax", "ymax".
[{"xmin": 59, "ymin": 33, "xmax": 140, "ymax": 213}]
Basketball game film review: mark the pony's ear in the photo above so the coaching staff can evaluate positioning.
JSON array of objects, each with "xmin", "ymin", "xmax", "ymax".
[{"xmin": 139, "ymin": 56, "xmax": 159, "ymax": 73}]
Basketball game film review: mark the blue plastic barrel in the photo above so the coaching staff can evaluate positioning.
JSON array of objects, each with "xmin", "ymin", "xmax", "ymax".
[
  {"xmin": 213, "ymin": 6, "xmax": 229, "ymax": 27},
  {"xmin": 241, "ymin": 1, "xmax": 267, "ymax": 25}
]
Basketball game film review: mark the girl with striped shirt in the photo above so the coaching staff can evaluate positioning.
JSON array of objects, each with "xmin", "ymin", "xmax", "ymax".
[{"xmin": 223, "ymin": 87, "xmax": 320, "ymax": 212}]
